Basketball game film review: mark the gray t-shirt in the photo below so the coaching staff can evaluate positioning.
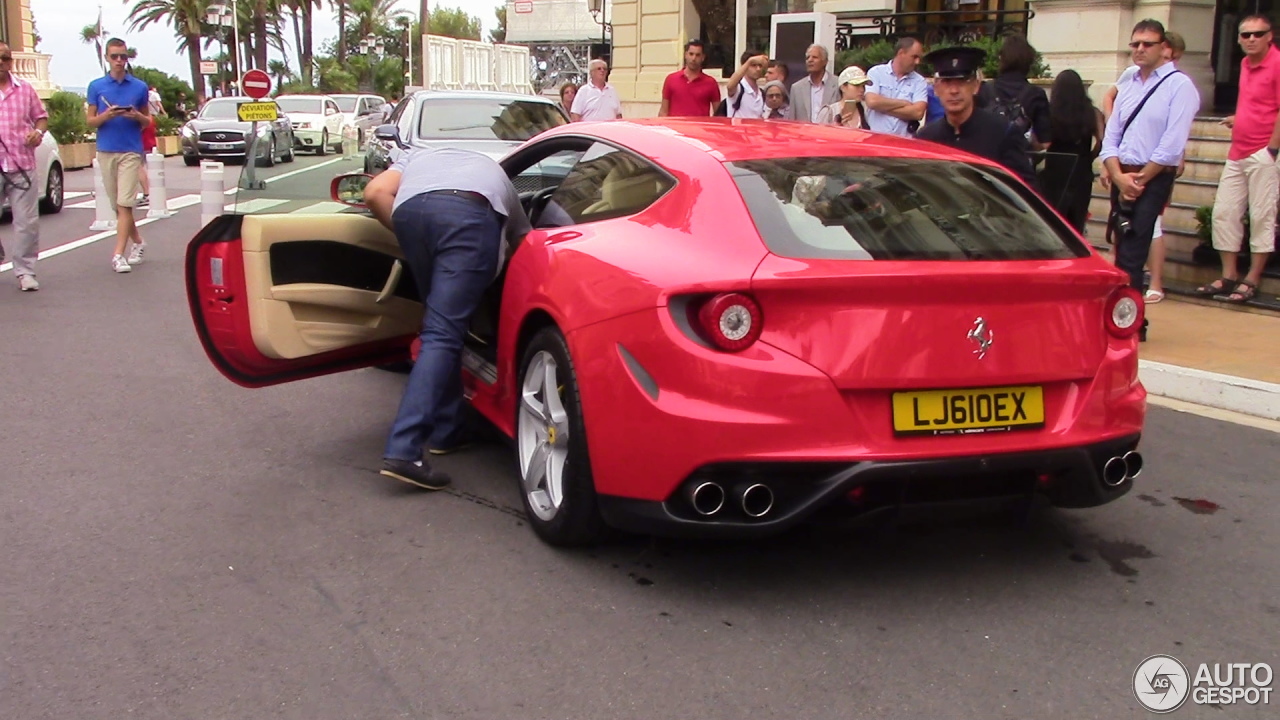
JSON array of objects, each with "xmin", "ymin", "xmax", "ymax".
[{"xmin": 390, "ymin": 148, "xmax": 532, "ymax": 274}]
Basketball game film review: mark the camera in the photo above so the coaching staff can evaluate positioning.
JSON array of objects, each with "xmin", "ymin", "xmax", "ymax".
[{"xmin": 1111, "ymin": 201, "xmax": 1136, "ymax": 240}]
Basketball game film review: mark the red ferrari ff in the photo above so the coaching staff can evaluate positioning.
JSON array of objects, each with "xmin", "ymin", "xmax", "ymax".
[{"xmin": 186, "ymin": 119, "xmax": 1146, "ymax": 546}]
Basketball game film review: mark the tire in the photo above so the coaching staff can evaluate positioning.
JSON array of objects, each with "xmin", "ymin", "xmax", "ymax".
[
  {"xmin": 183, "ymin": 155, "xmax": 200, "ymax": 167},
  {"xmin": 283, "ymin": 141, "xmax": 295, "ymax": 163},
  {"xmin": 257, "ymin": 137, "xmax": 276, "ymax": 167},
  {"xmin": 516, "ymin": 327, "xmax": 606, "ymax": 546},
  {"xmin": 317, "ymin": 131, "xmax": 329, "ymax": 156},
  {"xmin": 38, "ymin": 163, "xmax": 63, "ymax": 214}
]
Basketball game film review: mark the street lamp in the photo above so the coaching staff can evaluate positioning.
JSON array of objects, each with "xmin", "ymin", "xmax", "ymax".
[
  {"xmin": 206, "ymin": 0, "xmax": 241, "ymax": 92},
  {"xmin": 587, "ymin": 0, "xmax": 611, "ymax": 48}
]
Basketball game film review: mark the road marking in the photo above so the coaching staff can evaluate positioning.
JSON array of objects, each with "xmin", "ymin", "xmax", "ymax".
[
  {"xmin": 0, "ymin": 217, "xmax": 160, "ymax": 273},
  {"xmin": 225, "ymin": 198, "xmax": 289, "ymax": 213},
  {"xmin": 290, "ymin": 201, "xmax": 352, "ymax": 214},
  {"xmin": 67, "ymin": 193, "xmax": 202, "ymax": 211},
  {"xmin": 1147, "ymin": 395, "xmax": 1280, "ymax": 434},
  {"xmin": 64, "ymin": 191, "xmax": 90, "ymax": 200}
]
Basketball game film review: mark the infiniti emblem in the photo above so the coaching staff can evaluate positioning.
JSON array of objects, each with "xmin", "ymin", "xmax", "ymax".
[
  {"xmin": 967, "ymin": 317, "xmax": 993, "ymax": 359},
  {"xmin": 215, "ymin": 133, "xmax": 226, "ymax": 140}
]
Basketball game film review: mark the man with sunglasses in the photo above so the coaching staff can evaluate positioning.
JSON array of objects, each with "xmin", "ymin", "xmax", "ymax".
[
  {"xmin": 1099, "ymin": 19, "xmax": 1199, "ymax": 340},
  {"xmin": 1201, "ymin": 14, "xmax": 1280, "ymax": 305},
  {"xmin": 86, "ymin": 38, "xmax": 150, "ymax": 274},
  {"xmin": 0, "ymin": 41, "xmax": 49, "ymax": 292}
]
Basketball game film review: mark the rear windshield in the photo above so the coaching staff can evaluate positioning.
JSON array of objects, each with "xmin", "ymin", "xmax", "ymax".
[
  {"xmin": 277, "ymin": 97, "xmax": 323, "ymax": 115},
  {"xmin": 728, "ymin": 157, "xmax": 1089, "ymax": 261},
  {"xmin": 417, "ymin": 98, "xmax": 566, "ymax": 142}
]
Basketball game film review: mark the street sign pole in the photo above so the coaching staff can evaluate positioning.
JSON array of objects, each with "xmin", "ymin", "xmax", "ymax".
[{"xmin": 237, "ymin": 69, "xmax": 273, "ymax": 191}]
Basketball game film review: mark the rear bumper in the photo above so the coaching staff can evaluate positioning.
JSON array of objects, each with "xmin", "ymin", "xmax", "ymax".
[{"xmin": 597, "ymin": 434, "xmax": 1141, "ymax": 539}]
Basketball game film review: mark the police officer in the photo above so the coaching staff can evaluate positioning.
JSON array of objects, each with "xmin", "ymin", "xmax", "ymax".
[
  {"xmin": 364, "ymin": 148, "xmax": 531, "ymax": 490},
  {"xmin": 916, "ymin": 46, "xmax": 1038, "ymax": 189}
]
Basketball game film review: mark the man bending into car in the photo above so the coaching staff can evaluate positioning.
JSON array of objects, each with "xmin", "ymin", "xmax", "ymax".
[{"xmin": 364, "ymin": 148, "xmax": 531, "ymax": 490}]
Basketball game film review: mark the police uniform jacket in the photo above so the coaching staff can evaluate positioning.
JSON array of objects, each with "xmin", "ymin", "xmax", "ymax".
[{"xmin": 917, "ymin": 108, "xmax": 1039, "ymax": 190}]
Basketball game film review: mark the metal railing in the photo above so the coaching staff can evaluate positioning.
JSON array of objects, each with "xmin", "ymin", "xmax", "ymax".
[
  {"xmin": 425, "ymin": 36, "xmax": 533, "ymax": 94},
  {"xmin": 835, "ymin": 9, "xmax": 1035, "ymax": 51}
]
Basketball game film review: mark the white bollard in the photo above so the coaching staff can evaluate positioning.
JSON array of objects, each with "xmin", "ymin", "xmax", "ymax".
[
  {"xmin": 145, "ymin": 149, "xmax": 172, "ymax": 219},
  {"xmin": 342, "ymin": 126, "xmax": 357, "ymax": 159},
  {"xmin": 90, "ymin": 157, "xmax": 117, "ymax": 231},
  {"xmin": 200, "ymin": 160, "xmax": 226, "ymax": 227}
]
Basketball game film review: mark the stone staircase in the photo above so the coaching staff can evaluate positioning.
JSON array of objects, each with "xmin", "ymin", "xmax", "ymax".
[{"xmin": 1084, "ymin": 117, "xmax": 1280, "ymax": 312}]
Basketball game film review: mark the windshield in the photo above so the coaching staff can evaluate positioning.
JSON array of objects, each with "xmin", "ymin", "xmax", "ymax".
[
  {"xmin": 199, "ymin": 100, "xmax": 249, "ymax": 120},
  {"xmin": 728, "ymin": 157, "xmax": 1089, "ymax": 261},
  {"xmin": 277, "ymin": 97, "xmax": 324, "ymax": 115},
  {"xmin": 417, "ymin": 98, "xmax": 566, "ymax": 142},
  {"xmin": 333, "ymin": 96, "xmax": 359, "ymax": 113}
]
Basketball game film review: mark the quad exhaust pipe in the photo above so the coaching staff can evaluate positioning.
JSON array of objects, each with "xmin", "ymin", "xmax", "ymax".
[
  {"xmin": 689, "ymin": 481, "xmax": 726, "ymax": 516},
  {"xmin": 1102, "ymin": 451, "xmax": 1144, "ymax": 487},
  {"xmin": 688, "ymin": 481, "xmax": 775, "ymax": 518},
  {"xmin": 737, "ymin": 483, "xmax": 775, "ymax": 518}
]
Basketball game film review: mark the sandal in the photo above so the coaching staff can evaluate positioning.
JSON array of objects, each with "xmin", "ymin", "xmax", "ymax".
[
  {"xmin": 1195, "ymin": 277, "xmax": 1235, "ymax": 296},
  {"xmin": 1219, "ymin": 280, "xmax": 1257, "ymax": 304},
  {"xmin": 1144, "ymin": 289, "xmax": 1165, "ymax": 304}
]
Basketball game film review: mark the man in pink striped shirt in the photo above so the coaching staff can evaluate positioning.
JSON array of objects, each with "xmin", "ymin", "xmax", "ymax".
[{"xmin": 0, "ymin": 40, "xmax": 49, "ymax": 292}]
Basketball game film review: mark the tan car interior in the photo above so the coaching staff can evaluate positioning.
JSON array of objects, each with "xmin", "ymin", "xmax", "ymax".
[
  {"xmin": 241, "ymin": 215, "xmax": 422, "ymax": 360},
  {"xmin": 581, "ymin": 157, "xmax": 665, "ymax": 218}
]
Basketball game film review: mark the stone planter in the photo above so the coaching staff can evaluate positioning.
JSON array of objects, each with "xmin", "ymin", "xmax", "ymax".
[
  {"xmin": 59, "ymin": 142, "xmax": 95, "ymax": 170},
  {"xmin": 156, "ymin": 135, "xmax": 181, "ymax": 156}
]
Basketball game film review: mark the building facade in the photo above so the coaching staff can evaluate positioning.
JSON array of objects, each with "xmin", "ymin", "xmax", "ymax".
[
  {"xmin": 0, "ymin": 0, "xmax": 56, "ymax": 98},
  {"xmin": 609, "ymin": 0, "xmax": 1270, "ymax": 116}
]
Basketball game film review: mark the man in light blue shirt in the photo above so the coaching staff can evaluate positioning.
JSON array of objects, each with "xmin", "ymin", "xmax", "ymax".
[
  {"xmin": 1099, "ymin": 19, "xmax": 1199, "ymax": 340},
  {"xmin": 864, "ymin": 37, "xmax": 929, "ymax": 136},
  {"xmin": 364, "ymin": 147, "xmax": 531, "ymax": 489}
]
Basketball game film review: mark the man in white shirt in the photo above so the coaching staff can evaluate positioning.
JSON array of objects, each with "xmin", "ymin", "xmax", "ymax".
[
  {"xmin": 724, "ymin": 50, "xmax": 768, "ymax": 119},
  {"xmin": 571, "ymin": 59, "xmax": 623, "ymax": 122},
  {"xmin": 865, "ymin": 37, "xmax": 929, "ymax": 136}
]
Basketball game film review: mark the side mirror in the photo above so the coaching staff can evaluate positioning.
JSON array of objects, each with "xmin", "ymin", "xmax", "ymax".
[
  {"xmin": 374, "ymin": 123, "xmax": 407, "ymax": 149},
  {"xmin": 331, "ymin": 173, "xmax": 372, "ymax": 207},
  {"xmin": 325, "ymin": 107, "xmax": 336, "ymax": 115}
]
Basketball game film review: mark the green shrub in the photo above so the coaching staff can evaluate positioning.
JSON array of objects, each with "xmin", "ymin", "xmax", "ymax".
[
  {"xmin": 839, "ymin": 36, "xmax": 1050, "ymax": 79},
  {"xmin": 155, "ymin": 115, "xmax": 183, "ymax": 137},
  {"xmin": 46, "ymin": 91, "xmax": 89, "ymax": 145},
  {"xmin": 836, "ymin": 40, "xmax": 896, "ymax": 73},
  {"xmin": 129, "ymin": 65, "xmax": 195, "ymax": 117}
]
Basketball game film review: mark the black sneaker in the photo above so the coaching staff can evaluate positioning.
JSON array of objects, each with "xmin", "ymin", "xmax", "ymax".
[
  {"xmin": 427, "ymin": 440, "xmax": 474, "ymax": 456},
  {"xmin": 380, "ymin": 459, "xmax": 451, "ymax": 490}
]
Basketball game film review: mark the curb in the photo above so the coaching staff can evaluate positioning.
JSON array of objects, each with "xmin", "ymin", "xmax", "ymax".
[{"xmin": 1139, "ymin": 360, "xmax": 1280, "ymax": 421}]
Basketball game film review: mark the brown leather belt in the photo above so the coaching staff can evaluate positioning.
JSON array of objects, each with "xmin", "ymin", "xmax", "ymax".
[
  {"xmin": 1119, "ymin": 163, "xmax": 1176, "ymax": 175},
  {"xmin": 426, "ymin": 188, "xmax": 489, "ymax": 206}
]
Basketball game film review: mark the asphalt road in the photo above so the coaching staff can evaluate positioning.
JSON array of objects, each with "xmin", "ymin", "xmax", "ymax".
[{"xmin": 1, "ymin": 154, "xmax": 1276, "ymax": 719}]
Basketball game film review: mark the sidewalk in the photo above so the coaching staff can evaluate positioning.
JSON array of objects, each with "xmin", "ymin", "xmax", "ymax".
[{"xmin": 1138, "ymin": 300, "xmax": 1279, "ymax": 420}]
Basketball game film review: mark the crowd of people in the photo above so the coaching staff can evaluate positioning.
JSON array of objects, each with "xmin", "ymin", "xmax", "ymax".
[{"xmin": 548, "ymin": 15, "xmax": 1277, "ymax": 333}]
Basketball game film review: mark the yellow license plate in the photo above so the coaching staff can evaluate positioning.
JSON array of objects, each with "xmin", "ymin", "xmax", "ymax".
[{"xmin": 892, "ymin": 386, "xmax": 1045, "ymax": 436}]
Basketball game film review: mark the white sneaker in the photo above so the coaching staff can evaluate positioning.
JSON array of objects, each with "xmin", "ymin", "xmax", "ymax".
[
  {"xmin": 127, "ymin": 242, "xmax": 146, "ymax": 265},
  {"xmin": 112, "ymin": 254, "xmax": 132, "ymax": 273},
  {"xmin": 17, "ymin": 274, "xmax": 39, "ymax": 291}
]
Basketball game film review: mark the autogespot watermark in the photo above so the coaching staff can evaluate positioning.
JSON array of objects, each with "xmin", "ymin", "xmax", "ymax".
[{"xmin": 1133, "ymin": 654, "xmax": 1274, "ymax": 713}]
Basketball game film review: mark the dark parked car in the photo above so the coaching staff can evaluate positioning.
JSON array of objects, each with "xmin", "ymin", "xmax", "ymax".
[{"xmin": 180, "ymin": 97, "xmax": 295, "ymax": 167}]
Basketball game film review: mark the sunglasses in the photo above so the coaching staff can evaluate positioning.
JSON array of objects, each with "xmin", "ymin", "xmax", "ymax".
[
  {"xmin": 0, "ymin": 55, "xmax": 12, "ymax": 62},
  {"xmin": 1240, "ymin": 30, "xmax": 1272, "ymax": 39},
  {"xmin": 109, "ymin": 53, "xmax": 129, "ymax": 60},
  {"xmin": 1129, "ymin": 40, "xmax": 1162, "ymax": 49}
]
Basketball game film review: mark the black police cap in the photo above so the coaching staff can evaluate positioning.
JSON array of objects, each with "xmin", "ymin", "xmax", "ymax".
[{"xmin": 924, "ymin": 46, "xmax": 987, "ymax": 79}]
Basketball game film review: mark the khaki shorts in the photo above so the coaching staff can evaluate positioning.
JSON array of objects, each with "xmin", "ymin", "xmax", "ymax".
[{"xmin": 98, "ymin": 151, "xmax": 142, "ymax": 210}]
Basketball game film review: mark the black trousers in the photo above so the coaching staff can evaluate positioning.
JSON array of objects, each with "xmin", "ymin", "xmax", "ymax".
[{"xmin": 1109, "ymin": 171, "xmax": 1175, "ymax": 290}]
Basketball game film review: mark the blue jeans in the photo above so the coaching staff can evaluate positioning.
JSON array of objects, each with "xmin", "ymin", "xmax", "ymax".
[{"xmin": 384, "ymin": 192, "xmax": 501, "ymax": 461}]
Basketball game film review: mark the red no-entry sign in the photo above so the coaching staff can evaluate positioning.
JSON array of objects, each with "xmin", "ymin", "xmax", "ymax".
[{"xmin": 242, "ymin": 69, "xmax": 271, "ymax": 99}]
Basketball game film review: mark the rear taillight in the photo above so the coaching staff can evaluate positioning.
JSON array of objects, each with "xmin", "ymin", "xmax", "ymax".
[
  {"xmin": 695, "ymin": 293, "xmax": 763, "ymax": 352},
  {"xmin": 1105, "ymin": 287, "xmax": 1144, "ymax": 338}
]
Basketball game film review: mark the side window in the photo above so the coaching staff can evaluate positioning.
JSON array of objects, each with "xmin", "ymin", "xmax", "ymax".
[{"xmin": 547, "ymin": 144, "xmax": 674, "ymax": 224}]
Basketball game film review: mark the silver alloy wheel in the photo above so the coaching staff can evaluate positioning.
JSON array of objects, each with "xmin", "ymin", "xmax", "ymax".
[
  {"xmin": 518, "ymin": 350, "xmax": 570, "ymax": 522},
  {"xmin": 47, "ymin": 166, "xmax": 62, "ymax": 206}
]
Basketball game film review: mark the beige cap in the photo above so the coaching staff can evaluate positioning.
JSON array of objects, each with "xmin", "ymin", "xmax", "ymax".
[{"xmin": 838, "ymin": 66, "xmax": 873, "ymax": 86}]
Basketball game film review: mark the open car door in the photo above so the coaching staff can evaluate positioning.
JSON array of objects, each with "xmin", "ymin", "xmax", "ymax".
[{"xmin": 186, "ymin": 165, "xmax": 421, "ymax": 388}]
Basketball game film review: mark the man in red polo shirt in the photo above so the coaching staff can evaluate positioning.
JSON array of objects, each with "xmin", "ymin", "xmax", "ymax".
[
  {"xmin": 660, "ymin": 39, "xmax": 721, "ymax": 117},
  {"xmin": 1203, "ymin": 14, "xmax": 1280, "ymax": 304}
]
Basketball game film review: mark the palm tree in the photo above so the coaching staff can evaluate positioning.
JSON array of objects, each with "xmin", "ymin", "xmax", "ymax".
[
  {"xmin": 281, "ymin": 0, "xmax": 320, "ymax": 86},
  {"xmin": 267, "ymin": 58, "xmax": 293, "ymax": 85},
  {"xmin": 125, "ymin": 0, "xmax": 207, "ymax": 101},
  {"xmin": 346, "ymin": 0, "xmax": 409, "ymax": 40},
  {"xmin": 79, "ymin": 24, "xmax": 106, "ymax": 74}
]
